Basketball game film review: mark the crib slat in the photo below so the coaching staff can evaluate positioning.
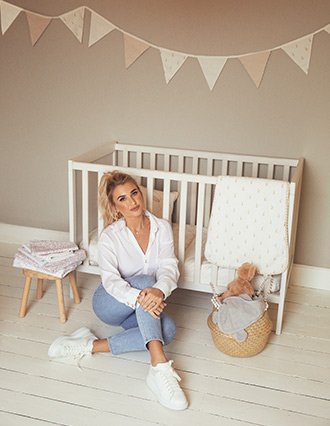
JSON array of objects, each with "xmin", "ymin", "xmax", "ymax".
[
  {"xmin": 267, "ymin": 164, "xmax": 274, "ymax": 179},
  {"xmin": 175, "ymin": 156, "xmax": 185, "ymax": 223},
  {"xmin": 178, "ymin": 155, "xmax": 184, "ymax": 173},
  {"xmin": 178, "ymin": 181, "xmax": 188, "ymax": 265},
  {"xmin": 222, "ymin": 159, "xmax": 228, "ymax": 175},
  {"xmin": 135, "ymin": 152, "xmax": 142, "ymax": 185},
  {"xmin": 136, "ymin": 152, "xmax": 142, "ymax": 169},
  {"xmin": 283, "ymin": 165, "xmax": 290, "ymax": 182},
  {"xmin": 112, "ymin": 149, "xmax": 118, "ymax": 166},
  {"xmin": 203, "ymin": 159, "xmax": 213, "ymax": 227},
  {"xmin": 162, "ymin": 178, "xmax": 170, "ymax": 220},
  {"xmin": 122, "ymin": 150, "xmax": 129, "ymax": 167},
  {"xmin": 150, "ymin": 153, "xmax": 156, "ymax": 170},
  {"xmin": 194, "ymin": 183, "xmax": 205, "ymax": 283},
  {"xmin": 190, "ymin": 157, "xmax": 199, "ymax": 224},
  {"xmin": 236, "ymin": 161, "xmax": 243, "ymax": 177},
  {"xmin": 146, "ymin": 176, "xmax": 154, "ymax": 212},
  {"xmin": 82, "ymin": 170, "xmax": 89, "ymax": 266}
]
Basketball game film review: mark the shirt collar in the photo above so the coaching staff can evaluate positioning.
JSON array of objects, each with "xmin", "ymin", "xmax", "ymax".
[{"xmin": 112, "ymin": 210, "xmax": 159, "ymax": 236}]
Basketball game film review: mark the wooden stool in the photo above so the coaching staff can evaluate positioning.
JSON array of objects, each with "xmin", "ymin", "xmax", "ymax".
[{"xmin": 19, "ymin": 269, "xmax": 81, "ymax": 323}]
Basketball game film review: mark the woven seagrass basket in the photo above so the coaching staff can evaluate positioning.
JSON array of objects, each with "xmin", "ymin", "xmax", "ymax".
[{"xmin": 207, "ymin": 309, "xmax": 272, "ymax": 357}]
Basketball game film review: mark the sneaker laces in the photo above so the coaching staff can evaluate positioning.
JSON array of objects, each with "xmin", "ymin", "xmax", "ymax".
[
  {"xmin": 62, "ymin": 339, "xmax": 92, "ymax": 370},
  {"xmin": 157, "ymin": 361, "xmax": 182, "ymax": 396}
]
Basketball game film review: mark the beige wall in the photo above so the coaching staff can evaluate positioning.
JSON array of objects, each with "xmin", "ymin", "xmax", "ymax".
[{"xmin": 0, "ymin": 0, "xmax": 329, "ymax": 268}]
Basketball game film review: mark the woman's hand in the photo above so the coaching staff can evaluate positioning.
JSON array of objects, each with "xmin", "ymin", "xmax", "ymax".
[{"xmin": 137, "ymin": 287, "xmax": 166, "ymax": 319}]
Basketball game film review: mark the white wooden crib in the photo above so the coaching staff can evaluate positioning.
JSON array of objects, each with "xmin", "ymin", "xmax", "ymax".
[{"xmin": 68, "ymin": 141, "xmax": 303, "ymax": 334}]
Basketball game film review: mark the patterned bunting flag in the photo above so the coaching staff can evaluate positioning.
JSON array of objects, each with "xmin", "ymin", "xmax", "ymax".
[
  {"xmin": 26, "ymin": 12, "xmax": 52, "ymax": 46},
  {"xmin": 123, "ymin": 34, "xmax": 150, "ymax": 68},
  {"xmin": 1, "ymin": 0, "xmax": 22, "ymax": 34},
  {"xmin": 59, "ymin": 7, "xmax": 85, "ymax": 42},
  {"xmin": 160, "ymin": 50, "xmax": 187, "ymax": 83},
  {"xmin": 197, "ymin": 56, "xmax": 227, "ymax": 90},
  {"xmin": 88, "ymin": 11, "xmax": 115, "ymax": 47},
  {"xmin": 0, "ymin": 1, "xmax": 328, "ymax": 88},
  {"xmin": 239, "ymin": 51, "xmax": 271, "ymax": 87},
  {"xmin": 281, "ymin": 36, "xmax": 313, "ymax": 74}
]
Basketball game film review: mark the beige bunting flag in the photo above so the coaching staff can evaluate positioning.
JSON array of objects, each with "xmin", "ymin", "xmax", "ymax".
[
  {"xmin": 160, "ymin": 50, "xmax": 187, "ymax": 83},
  {"xmin": 26, "ymin": 12, "xmax": 52, "ymax": 46},
  {"xmin": 59, "ymin": 7, "xmax": 85, "ymax": 42},
  {"xmin": 197, "ymin": 56, "xmax": 227, "ymax": 90},
  {"xmin": 0, "ymin": 0, "xmax": 22, "ymax": 34},
  {"xmin": 239, "ymin": 50, "xmax": 271, "ymax": 87},
  {"xmin": 324, "ymin": 24, "xmax": 330, "ymax": 34},
  {"xmin": 124, "ymin": 34, "xmax": 150, "ymax": 68},
  {"xmin": 88, "ymin": 11, "xmax": 115, "ymax": 47},
  {"xmin": 281, "ymin": 36, "xmax": 313, "ymax": 74}
]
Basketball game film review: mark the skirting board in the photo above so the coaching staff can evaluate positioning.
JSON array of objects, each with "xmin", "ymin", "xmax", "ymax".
[
  {"xmin": 0, "ymin": 223, "xmax": 69, "ymax": 244},
  {"xmin": 290, "ymin": 264, "xmax": 330, "ymax": 291},
  {"xmin": 0, "ymin": 222, "xmax": 329, "ymax": 291}
]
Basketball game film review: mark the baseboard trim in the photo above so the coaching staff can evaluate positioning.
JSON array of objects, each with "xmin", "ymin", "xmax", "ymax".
[
  {"xmin": 0, "ymin": 223, "xmax": 329, "ymax": 291},
  {"xmin": 0, "ymin": 223, "xmax": 69, "ymax": 244},
  {"xmin": 290, "ymin": 264, "xmax": 330, "ymax": 291}
]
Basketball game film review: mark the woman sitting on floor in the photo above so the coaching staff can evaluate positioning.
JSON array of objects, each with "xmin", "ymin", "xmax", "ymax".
[{"xmin": 48, "ymin": 171, "xmax": 188, "ymax": 411}]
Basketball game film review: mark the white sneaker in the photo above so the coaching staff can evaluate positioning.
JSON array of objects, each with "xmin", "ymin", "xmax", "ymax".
[
  {"xmin": 146, "ymin": 360, "xmax": 188, "ymax": 410},
  {"xmin": 48, "ymin": 327, "xmax": 96, "ymax": 361}
]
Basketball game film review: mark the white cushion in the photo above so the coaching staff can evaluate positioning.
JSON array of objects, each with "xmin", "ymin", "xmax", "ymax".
[
  {"xmin": 205, "ymin": 176, "xmax": 290, "ymax": 275},
  {"xmin": 140, "ymin": 186, "xmax": 179, "ymax": 220}
]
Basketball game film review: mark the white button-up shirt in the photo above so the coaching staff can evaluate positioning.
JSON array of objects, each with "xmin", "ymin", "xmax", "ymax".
[{"xmin": 98, "ymin": 211, "xmax": 179, "ymax": 308}]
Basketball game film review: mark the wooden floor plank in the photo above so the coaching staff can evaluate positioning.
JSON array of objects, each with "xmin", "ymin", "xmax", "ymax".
[{"xmin": 0, "ymin": 411, "xmax": 56, "ymax": 426}]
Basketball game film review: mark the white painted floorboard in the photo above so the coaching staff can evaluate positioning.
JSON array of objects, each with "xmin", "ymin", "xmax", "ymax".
[{"xmin": 0, "ymin": 244, "xmax": 329, "ymax": 425}]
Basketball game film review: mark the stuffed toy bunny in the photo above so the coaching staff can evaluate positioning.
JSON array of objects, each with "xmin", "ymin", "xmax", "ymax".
[{"xmin": 217, "ymin": 262, "xmax": 257, "ymax": 302}]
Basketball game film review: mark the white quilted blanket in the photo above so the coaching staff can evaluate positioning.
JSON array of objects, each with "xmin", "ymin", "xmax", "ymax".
[{"xmin": 205, "ymin": 176, "xmax": 290, "ymax": 275}]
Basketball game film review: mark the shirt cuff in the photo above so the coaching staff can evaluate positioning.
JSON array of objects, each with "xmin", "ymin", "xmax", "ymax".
[
  {"xmin": 153, "ymin": 282, "xmax": 170, "ymax": 300},
  {"xmin": 126, "ymin": 287, "xmax": 141, "ymax": 309}
]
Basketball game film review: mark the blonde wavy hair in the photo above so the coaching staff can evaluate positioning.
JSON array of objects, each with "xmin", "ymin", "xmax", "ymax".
[{"xmin": 98, "ymin": 171, "xmax": 141, "ymax": 227}]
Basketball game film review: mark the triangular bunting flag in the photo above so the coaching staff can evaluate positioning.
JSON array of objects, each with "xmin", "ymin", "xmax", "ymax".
[
  {"xmin": 88, "ymin": 11, "xmax": 115, "ymax": 47},
  {"xmin": 59, "ymin": 7, "xmax": 85, "ymax": 42},
  {"xmin": 160, "ymin": 50, "xmax": 187, "ymax": 83},
  {"xmin": 281, "ymin": 35, "xmax": 313, "ymax": 74},
  {"xmin": 197, "ymin": 56, "xmax": 227, "ymax": 90},
  {"xmin": 239, "ymin": 50, "xmax": 271, "ymax": 87},
  {"xmin": 26, "ymin": 12, "xmax": 51, "ymax": 46},
  {"xmin": 324, "ymin": 24, "xmax": 330, "ymax": 35},
  {"xmin": 124, "ymin": 34, "xmax": 150, "ymax": 68},
  {"xmin": 1, "ymin": 0, "xmax": 22, "ymax": 34}
]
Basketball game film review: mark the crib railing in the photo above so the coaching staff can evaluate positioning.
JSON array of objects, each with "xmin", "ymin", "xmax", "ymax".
[{"xmin": 69, "ymin": 141, "xmax": 302, "ymax": 285}]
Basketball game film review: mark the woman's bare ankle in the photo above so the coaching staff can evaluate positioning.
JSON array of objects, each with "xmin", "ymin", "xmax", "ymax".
[
  {"xmin": 92, "ymin": 338, "xmax": 110, "ymax": 353},
  {"xmin": 147, "ymin": 340, "xmax": 168, "ymax": 366}
]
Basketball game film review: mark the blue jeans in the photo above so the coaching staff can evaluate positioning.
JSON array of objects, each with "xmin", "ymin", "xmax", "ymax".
[{"xmin": 92, "ymin": 275, "xmax": 176, "ymax": 355}]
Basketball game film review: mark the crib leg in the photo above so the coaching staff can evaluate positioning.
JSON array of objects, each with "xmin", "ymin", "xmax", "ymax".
[
  {"xmin": 276, "ymin": 302, "xmax": 284, "ymax": 335},
  {"xmin": 275, "ymin": 269, "xmax": 290, "ymax": 335}
]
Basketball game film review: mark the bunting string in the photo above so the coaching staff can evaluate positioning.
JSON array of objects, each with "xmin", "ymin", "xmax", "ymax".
[{"xmin": 1, "ymin": 0, "xmax": 329, "ymax": 89}]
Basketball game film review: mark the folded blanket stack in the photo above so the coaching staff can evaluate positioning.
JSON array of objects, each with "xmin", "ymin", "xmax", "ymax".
[{"xmin": 13, "ymin": 240, "xmax": 86, "ymax": 278}]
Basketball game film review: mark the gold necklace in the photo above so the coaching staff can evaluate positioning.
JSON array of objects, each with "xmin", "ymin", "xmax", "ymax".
[{"xmin": 130, "ymin": 217, "xmax": 150, "ymax": 236}]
